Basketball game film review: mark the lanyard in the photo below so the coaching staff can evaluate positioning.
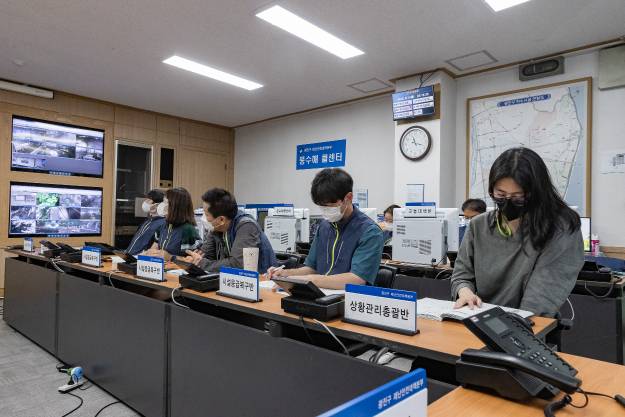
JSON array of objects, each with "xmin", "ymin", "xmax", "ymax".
[
  {"xmin": 326, "ymin": 223, "xmax": 340, "ymax": 275},
  {"xmin": 161, "ymin": 224, "xmax": 174, "ymax": 250},
  {"xmin": 224, "ymin": 232, "xmax": 231, "ymax": 255}
]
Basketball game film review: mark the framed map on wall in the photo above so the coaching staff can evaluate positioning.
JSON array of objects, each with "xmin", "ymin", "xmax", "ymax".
[{"xmin": 466, "ymin": 77, "xmax": 592, "ymax": 215}]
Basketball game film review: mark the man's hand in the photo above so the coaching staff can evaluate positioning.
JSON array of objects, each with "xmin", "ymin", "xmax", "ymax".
[{"xmin": 184, "ymin": 250, "xmax": 203, "ymax": 266}]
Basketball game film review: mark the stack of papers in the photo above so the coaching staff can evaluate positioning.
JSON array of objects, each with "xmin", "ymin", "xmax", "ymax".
[{"xmin": 417, "ymin": 297, "xmax": 534, "ymax": 322}]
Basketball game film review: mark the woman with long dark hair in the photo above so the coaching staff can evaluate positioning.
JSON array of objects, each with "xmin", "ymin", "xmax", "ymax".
[
  {"xmin": 145, "ymin": 187, "xmax": 199, "ymax": 259},
  {"xmin": 451, "ymin": 147, "xmax": 584, "ymax": 317}
]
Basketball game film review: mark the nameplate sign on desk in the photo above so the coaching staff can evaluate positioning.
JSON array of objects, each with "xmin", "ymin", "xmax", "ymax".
[
  {"xmin": 217, "ymin": 267, "xmax": 261, "ymax": 303},
  {"xmin": 23, "ymin": 237, "xmax": 34, "ymax": 253},
  {"xmin": 405, "ymin": 202, "xmax": 436, "ymax": 218},
  {"xmin": 344, "ymin": 285, "xmax": 418, "ymax": 335},
  {"xmin": 273, "ymin": 205, "xmax": 294, "ymax": 217},
  {"xmin": 81, "ymin": 246, "xmax": 101, "ymax": 267},
  {"xmin": 318, "ymin": 368, "xmax": 427, "ymax": 417},
  {"xmin": 136, "ymin": 255, "xmax": 165, "ymax": 282}
]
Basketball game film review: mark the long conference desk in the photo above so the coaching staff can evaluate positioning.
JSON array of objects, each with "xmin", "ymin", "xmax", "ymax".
[{"xmin": 3, "ymin": 249, "xmax": 625, "ymax": 417}]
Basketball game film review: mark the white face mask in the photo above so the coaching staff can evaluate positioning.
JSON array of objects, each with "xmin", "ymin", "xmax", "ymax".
[
  {"xmin": 201, "ymin": 214, "xmax": 214, "ymax": 233},
  {"xmin": 156, "ymin": 200, "xmax": 168, "ymax": 217},
  {"xmin": 320, "ymin": 203, "xmax": 344, "ymax": 223},
  {"xmin": 141, "ymin": 200, "xmax": 153, "ymax": 214}
]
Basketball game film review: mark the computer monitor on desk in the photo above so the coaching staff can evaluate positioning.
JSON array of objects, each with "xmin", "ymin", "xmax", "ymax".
[
  {"xmin": 264, "ymin": 208, "xmax": 310, "ymax": 253},
  {"xmin": 391, "ymin": 207, "xmax": 448, "ymax": 265}
]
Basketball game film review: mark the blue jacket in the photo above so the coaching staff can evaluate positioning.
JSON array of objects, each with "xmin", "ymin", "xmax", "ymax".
[
  {"xmin": 306, "ymin": 206, "xmax": 382, "ymax": 283},
  {"xmin": 126, "ymin": 216, "xmax": 166, "ymax": 255},
  {"xmin": 155, "ymin": 222, "xmax": 200, "ymax": 256}
]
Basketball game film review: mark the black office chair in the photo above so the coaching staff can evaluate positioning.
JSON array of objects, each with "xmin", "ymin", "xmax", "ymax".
[{"xmin": 374, "ymin": 265, "xmax": 397, "ymax": 289}]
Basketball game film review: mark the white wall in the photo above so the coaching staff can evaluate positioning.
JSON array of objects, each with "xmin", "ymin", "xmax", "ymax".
[
  {"xmin": 454, "ymin": 51, "xmax": 625, "ymax": 246},
  {"xmin": 234, "ymin": 50, "xmax": 625, "ymax": 246},
  {"xmin": 234, "ymin": 95, "xmax": 395, "ymax": 214}
]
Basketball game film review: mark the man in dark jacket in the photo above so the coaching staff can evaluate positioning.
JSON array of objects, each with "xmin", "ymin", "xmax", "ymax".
[
  {"xmin": 126, "ymin": 189, "xmax": 167, "ymax": 255},
  {"xmin": 182, "ymin": 188, "xmax": 277, "ymax": 273},
  {"xmin": 270, "ymin": 168, "xmax": 384, "ymax": 289}
]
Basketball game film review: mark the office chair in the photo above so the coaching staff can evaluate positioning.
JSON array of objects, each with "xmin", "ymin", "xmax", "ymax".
[{"xmin": 374, "ymin": 265, "xmax": 398, "ymax": 289}]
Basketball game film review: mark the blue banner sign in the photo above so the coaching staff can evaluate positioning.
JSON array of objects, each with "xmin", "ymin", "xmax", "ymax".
[{"xmin": 296, "ymin": 139, "xmax": 346, "ymax": 170}]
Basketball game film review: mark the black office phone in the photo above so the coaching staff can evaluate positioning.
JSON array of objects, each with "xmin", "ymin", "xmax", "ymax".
[
  {"xmin": 113, "ymin": 250, "xmax": 138, "ymax": 264},
  {"xmin": 173, "ymin": 259, "xmax": 211, "ymax": 278},
  {"xmin": 40, "ymin": 240, "xmax": 61, "ymax": 250},
  {"xmin": 457, "ymin": 307, "xmax": 580, "ymax": 401},
  {"xmin": 84, "ymin": 242, "xmax": 117, "ymax": 255}
]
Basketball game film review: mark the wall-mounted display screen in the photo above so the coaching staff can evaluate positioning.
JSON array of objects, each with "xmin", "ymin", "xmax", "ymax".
[
  {"xmin": 11, "ymin": 116, "xmax": 104, "ymax": 177},
  {"xmin": 9, "ymin": 182, "xmax": 103, "ymax": 238},
  {"xmin": 392, "ymin": 86, "xmax": 435, "ymax": 121}
]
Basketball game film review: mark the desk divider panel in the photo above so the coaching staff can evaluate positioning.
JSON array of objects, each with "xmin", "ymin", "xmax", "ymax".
[
  {"xmin": 57, "ymin": 273, "xmax": 168, "ymax": 417},
  {"xmin": 3, "ymin": 257, "xmax": 58, "ymax": 354},
  {"xmin": 169, "ymin": 306, "xmax": 404, "ymax": 417}
]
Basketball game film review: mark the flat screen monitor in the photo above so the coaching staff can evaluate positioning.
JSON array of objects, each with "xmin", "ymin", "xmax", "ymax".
[
  {"xmin": 392, "ymin": 86, "xmax": 435, "ymax": 121},
  {"xmin": 9, "ymin": 182, "xmax": 103, "ymax": 238},
  {"xmin": 11, "ymin": 116, "xmax": 104, "ymax": 177},
  {"xmin": 581, "ymin": 217, "xmax": 591, "ymax": 252}
]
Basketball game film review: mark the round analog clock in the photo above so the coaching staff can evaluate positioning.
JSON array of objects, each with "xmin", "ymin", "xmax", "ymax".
[{"xmin": 399, "ymin": 126, "xmax": 431, "ymax": 161}]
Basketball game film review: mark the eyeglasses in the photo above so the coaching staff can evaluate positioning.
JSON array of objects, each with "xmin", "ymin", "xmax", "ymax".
[{"xmin": 491, "ymin": 192, "xmax": 527, "ymax": 207}]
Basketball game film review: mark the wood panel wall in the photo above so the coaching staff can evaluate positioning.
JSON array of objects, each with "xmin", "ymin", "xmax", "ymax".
[{"xmin": 0, "ymin": 88, "xmax": 234, "ymax": 249}]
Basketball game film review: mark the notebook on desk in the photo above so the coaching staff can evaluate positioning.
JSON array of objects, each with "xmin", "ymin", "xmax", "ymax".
[{"xmin": 417, "ymin": 297, "xmax": 534, "ymax": 322}]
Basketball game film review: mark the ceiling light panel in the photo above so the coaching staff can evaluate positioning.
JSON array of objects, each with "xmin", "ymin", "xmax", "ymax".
[
  {"xmin": 163, "ymin": 55, "xmax": 263, "ymax": 91},
  {"xmin": 256, "ymin": 5, "xmax": 364, "ymax": 59},
  {"xmin": 484, "ymin": 0, "xmax": 532, "ymax": 12}
]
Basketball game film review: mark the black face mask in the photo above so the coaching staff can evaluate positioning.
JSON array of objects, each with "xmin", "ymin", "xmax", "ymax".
[{"xmin": 493, "ymin": 197, "xmax": 526, "ymax": 221}]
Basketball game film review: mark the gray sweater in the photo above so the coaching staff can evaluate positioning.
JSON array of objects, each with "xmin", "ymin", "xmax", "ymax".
[
  {"xmin": 450, "ymin": 212, "xmax": 584, "ymax": 317},
  {"xmin": 198, "ymin": 217, "xmax": 261, "ymax": 272}
]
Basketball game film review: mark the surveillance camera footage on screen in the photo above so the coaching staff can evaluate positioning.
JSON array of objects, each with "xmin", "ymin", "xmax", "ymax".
[
  {"xmin": 11, "ymin": 116, "xmax": 104, "ymax": 178},
  {"xmin": 9, "ymin": 182, "xmax": 103, "ymax": 238}
]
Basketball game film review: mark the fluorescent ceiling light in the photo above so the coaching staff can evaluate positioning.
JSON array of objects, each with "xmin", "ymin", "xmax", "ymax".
[
  {"xmin": 162, "ymin": 55, "xmax": 263, "ymax": 91},
  {"xmin": 256, "ymin": 5, "xmax": 364, "ymax": 59},
  {"xmin": 484, "ymin": 0, "xmax": 532, "ymax": 12}
]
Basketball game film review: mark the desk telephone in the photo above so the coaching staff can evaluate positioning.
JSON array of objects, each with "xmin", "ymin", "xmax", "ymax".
[{"xmin": 457, "ymin": 307, "xmax": 580, "ymax": 401}]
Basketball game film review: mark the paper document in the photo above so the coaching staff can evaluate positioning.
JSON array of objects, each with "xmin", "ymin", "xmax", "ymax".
[
  {"xmin": 417, "ymin": 298, "xmax": 534, "ymax": 322},
  {"xmin": 259, "ymin": 280, "xmax": 277, "ymax": 289},
  {"xmin": 320, "ymin": 289, "xmax": 345, "ymax": 296}
]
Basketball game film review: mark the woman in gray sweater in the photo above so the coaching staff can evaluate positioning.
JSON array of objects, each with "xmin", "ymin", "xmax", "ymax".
[{"xmin": 451, "ymin": 147, "xmax": 584, "ymax": 317}]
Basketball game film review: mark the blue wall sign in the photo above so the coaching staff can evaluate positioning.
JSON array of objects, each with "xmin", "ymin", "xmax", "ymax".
[{"xmin": 296, "ymin": 139, "xmax": 346, "ymax": 170}]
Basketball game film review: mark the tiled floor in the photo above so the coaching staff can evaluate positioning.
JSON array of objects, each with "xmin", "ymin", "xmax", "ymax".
[{"xmin": 0, "ymin": 299, "xmax": 141, "ymax": 417}]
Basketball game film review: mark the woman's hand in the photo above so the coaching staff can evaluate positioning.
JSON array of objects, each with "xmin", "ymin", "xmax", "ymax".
[{"xmin": 454, "ymin": 287, "xmax": 482, "ymax": 309}]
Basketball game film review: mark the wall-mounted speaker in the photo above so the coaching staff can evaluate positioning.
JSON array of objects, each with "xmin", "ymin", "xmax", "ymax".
[
  {"xmin": 599, "ymin": 44, "xmax": 625, "ymax": 90},
  {"xmin": 519, "ymin": 56, "xmax": 564, "ymax": 81}
]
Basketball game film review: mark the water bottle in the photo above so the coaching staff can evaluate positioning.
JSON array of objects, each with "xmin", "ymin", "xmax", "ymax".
[{"xmin": 591, "ymin": 234, "xmax": 600, "ymax": 257}]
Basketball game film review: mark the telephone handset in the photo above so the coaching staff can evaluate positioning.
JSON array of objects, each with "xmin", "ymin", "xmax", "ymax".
[{"xmin": 457, "ymin": 307, "xmax": 580, "ymax": 401}]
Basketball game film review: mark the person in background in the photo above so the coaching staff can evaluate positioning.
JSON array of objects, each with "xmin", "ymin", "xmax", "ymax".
[
  {"xmin": 125, "ymin": 189, "xmax": 166, "ymax": 255},
  {"xmin": 461, "ymin": 198, "xmax": 487, "ymax": 220},
  {"xmin": 379, "ymin": 204, "xmax": 400, "ymax": 244},
  {"xmin": 451, "ymin": 147, "xmax": 584, "ymax": 317},
  {"xmin": 182, "ymin": 188, "xmax": 277, "ymax": 273},
  {"xmin": 269, "ymin": 168, "xmax": 384, "ymax": 289},
  {"xmin": 145, "ymin": 187, "xmax": 199, "ymax": 260}
]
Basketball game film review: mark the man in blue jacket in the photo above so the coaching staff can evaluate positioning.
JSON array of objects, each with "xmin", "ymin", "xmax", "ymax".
[
  {"xmin": 270, "ymin": 168, "xmax": 384, "ymax": 289},
  {"xmin": 126, "ymin": 189, "xmax": 166, "ymax": 255},
  {"xmin": 182, "ymin": 188, "xmax": 277, "ymax": 274}
]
